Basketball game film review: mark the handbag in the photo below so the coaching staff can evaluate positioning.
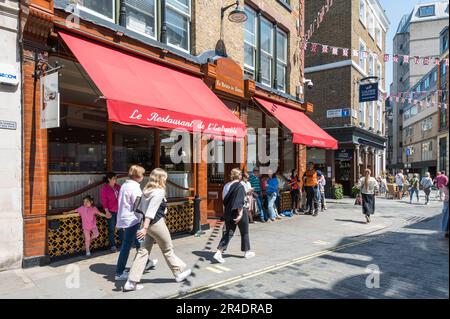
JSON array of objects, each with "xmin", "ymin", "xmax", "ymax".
[
  {"xmin": 133, "ymin": 193, "xmax": 151, "ymax": 217},
  {"xmin": 355, "ymin": 194, "xmax": 362, "ymax": 205}
]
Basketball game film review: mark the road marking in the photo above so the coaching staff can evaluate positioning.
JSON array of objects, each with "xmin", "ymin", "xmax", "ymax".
[
  {"xmin": 168, "ymin": 237, "xmax": 376, "ymax": 299},
  {"xmin": 214, "ymin": 265, "xmax": 231, "ymax": 272},
  {"xmin": 313, "ymin": 240, "xmax": 330, "ymax": 245},
  {"xmin": 206, "ymin": 267, "xmax": 223, "ymax": 274}
]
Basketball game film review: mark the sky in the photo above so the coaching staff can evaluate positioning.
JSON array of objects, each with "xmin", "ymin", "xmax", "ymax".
[{"xmin": 378, "ymin": 0, "xmax": 444, "ymax": 93}]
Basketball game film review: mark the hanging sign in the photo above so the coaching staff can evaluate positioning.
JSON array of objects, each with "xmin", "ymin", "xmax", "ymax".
[
  {"xmin": 40, "ymin": 72, "xmax": 60, "ymax": 129},
  {"xmin": 359, "ymin": 83, "xmax": 379, "ymax": 102}
]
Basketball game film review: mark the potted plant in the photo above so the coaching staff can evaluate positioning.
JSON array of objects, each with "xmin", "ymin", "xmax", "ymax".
[
  {"xmin": 332, "ymin": 183, "xmax": 344, "ymax": 200},
  {"xmin": 351, "ymin": 185, "xmax": 360, "ymax": 198}
]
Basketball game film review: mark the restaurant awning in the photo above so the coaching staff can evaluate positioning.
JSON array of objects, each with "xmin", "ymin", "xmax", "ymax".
[
  {"xmin": 254, "ymin": 97, "xmax": 338, "ymax": 149},
  {"xmin": 58, "ymin": 31, "xmax": 246, "ymax": 139}
]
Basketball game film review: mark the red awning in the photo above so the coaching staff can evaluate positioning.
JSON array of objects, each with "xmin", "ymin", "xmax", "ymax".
[
  {"xmin": 254, "ymin": 97, "xmax": 338, "ymax": 149},
  {"xmin": 59, "ymin": 32, "xmax": 246, "ymax": 139}
]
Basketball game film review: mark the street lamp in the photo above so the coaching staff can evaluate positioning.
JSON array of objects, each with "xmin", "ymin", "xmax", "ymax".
[{"xmin": 217, "ymin": 1, "xmax": 248, "ymax": 56}]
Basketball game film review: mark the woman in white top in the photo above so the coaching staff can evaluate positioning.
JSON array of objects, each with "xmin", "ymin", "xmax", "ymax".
[
  {"xmin": 124, "ymin": 168, "xmax": 191, "ymax": 291},
  {"xmin": 358, "ymin": 169, "xmax": 379, "ymax": 224}
]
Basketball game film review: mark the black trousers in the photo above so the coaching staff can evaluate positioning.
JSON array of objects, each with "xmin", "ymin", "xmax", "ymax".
[
  {"xmin": 305, "ymin": 186, "xmax": 318, "ymax": 212},
  {"xmin": 218, "ymin": 208, "xmax": 250, "ymax": 252}
]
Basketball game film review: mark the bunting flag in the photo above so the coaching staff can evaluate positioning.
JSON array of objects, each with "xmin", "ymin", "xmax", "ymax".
[
  {"xmin": 302, "ymin": 41, "xmax": 449, "ymax": 67},
  {"xmin": 305, "ymin": 0, "xmax": 335, "ymax": 41},
  {"xmin": 378, "ymin": 89, "xmax": 449, "ymax": 109}
]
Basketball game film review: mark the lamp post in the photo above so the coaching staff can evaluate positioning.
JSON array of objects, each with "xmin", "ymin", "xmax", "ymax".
[{"xmin": 216, "ymin": 0, "xmax": 248, "ymax": 56}]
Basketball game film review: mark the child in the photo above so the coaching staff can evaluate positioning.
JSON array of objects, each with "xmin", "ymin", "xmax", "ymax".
[{"xmin": 66, "ymin": 195, "xmax": 105, "ymax": 257}]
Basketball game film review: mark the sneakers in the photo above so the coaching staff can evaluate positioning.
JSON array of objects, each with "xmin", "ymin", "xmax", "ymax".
[
  {"xmin": 244, "ymin": 251, "xmax": 256, "ymax": 259},
  {"xmin": 365, "ymin": 215, "xmax": 371, "ymax": 223},
  {"xmin": 123, "ymin": 280, "xmax": 144, "ymax": 291},
  {"xmin": 115, "ymin": 270, "xmax": 129, "ymax": 281},
  {"xmin": 213, "ymin": 251, "xmax": 225, "ymax": 264},
  {"xmin": 86, "ymin": 251, "xmax": 91, "ymax": 257},
  {"xmin": 144, "ymin": 259, "xmax": 158, "ymax": 271},
  {"xmin": 175, "ymin": 268, "xmax": 192, "ymax": 282}
]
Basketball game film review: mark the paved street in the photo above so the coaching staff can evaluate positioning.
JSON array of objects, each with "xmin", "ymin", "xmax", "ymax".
[{"xmin": 0, "ymin": 196, "xmax": 448, "ymax": 299}]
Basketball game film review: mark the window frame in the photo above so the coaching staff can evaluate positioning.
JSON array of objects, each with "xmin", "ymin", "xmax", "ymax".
[
  {"xmin": 244, "ymin": 6, "xmax": 258, "ymax": 78},
  {"xmin": 359, "ymin": 102, "xmax": 366, "ymax": 126},
  {"xmin": 276, "ymin": 28, "xmax": 288, "ymax": 93},
  {"xmin": 77, "ymin": 0, "xmax": 116, "ymax": 23},
  {"xmin": 124, "ymin": 0, "xmax": 158, "ymax": 40},
  {"xmin": 418, "ymin": 5, "xmax": 435, "ymax": 18},
  {"xmin": 359, "ymin": 0, "xmax": 366, "ymax": 26},
  {"xmin": 368, "ymin": 10, "xmax": 375, "ymax": 38},
  {"xmin": 359, "ymin": 39, "xmax": 367, "ymax": 72},
  {"xmin": 165, "ymin": 0, "xmax": 192, "ymax": 54},
  {"xmin": 260, "ymin": 17, "xmax": 274, "ymax": 88}
]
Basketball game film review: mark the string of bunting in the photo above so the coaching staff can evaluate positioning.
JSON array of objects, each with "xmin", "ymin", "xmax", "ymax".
[
  {"xmin": 301, "ymin": 41, "xmax": 450, "ymax": 67},
  {"xmin": 377, "ymin": 90, "xmax": 448, "ymax": 109},
  {"xmin": 305, "ymin": 0, "xmax": 334, "ymax": 41}
]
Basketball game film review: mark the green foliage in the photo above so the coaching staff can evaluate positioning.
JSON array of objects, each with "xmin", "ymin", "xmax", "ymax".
[
  {"xmin": 333, "ymin": 183, "xmax": 344, "ymax": 200},
  {"xmin": 351, "ymin": 185, "xmax": 360, "ymax": 198}
]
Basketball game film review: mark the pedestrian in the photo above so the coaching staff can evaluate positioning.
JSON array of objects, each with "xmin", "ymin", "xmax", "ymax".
[
  {"xmin": 358, "ymin": 169, "xmax": 379, "ymax": 224},
  {"xmin": 440, "ymin": 180, "xmax": 449, "ymax": 239},
  {"xmin": 213, "ymin": 168, "xmax": 255, "ymax": 263},
  {"xmin": 409, "ymin": 173, "xmax": 420, "ymax": 204},
  {"xmin": 124, "ymin": 168, "xmax": 192, "ymax": 291},
  {"xmin": 289, "ymin": 169, "xmax": 301, "ymax": 215},
  {"xmin": 317, "ymin": 170, "xmax": 327, "ymax": 212},
  {"xmin": 434, "ymin": 171, "xmax": 449, "ymax": 201},
  {"xmin": 100, "ymin": 172, "xmax": 122, "ymax": 252},
  {"xmin": 241, "ymin": 172, "xmax": 255, "ymax": 223},
  {"xmin": 249, "ymin": 167, "xmax": 267, "ymax": 222},
  {"xmin": 115, "ymin": 165, "xmax": 157, "ymax": 281},
  {"xmin": 65, "ymin": 195, "xmax": 105, "ymax": 257},
  {"xmin": 266, "ymin": 170, "xmax": 280, "ymax": 221},
  {"xmin": 303, "ymin": 162, "xmax": 319, "ymax": 216},
  {"xmin": 420, "ymin": 172, "xmax": 433, "ymax": 205},
  {"xmin": 395, "ymin": 169, "xmax": 405, "ymax": 199}
]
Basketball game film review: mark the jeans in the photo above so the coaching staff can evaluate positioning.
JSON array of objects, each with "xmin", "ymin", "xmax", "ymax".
[
  {"xmin": 107, "ymin": 212, "xmax": 123, "ymax": 249},
  {"xmin": 441, "ymin": 202, "xmax": 449, "ymax": 232},
  {"xmin": 291, "ymin": 189, "xmax": 300, "ymax": 209},
  {"xmin": 424, "ymin": 188, "xmax": 431, "ymax": 203},
  {"xmin": 410, "ymin": 188, "xmax": 419, "ymax": 202},
  {"xmin": 267, "ymin": 192, "xmax": 277, "ymax": 219},
  {"xmin": 255, "ymin": 192, "xmax": 267, "ymax": 221},
  {"xmin": 116, "ymin": 223, "xmax": 140, "ymax": 276},
  {"xmin": 218, "ymin": 208, "xmax": 250, "ymax": 252},
  {"xmin": 319, "ymin": 192, "xmax": 326, "ymax": 210},
  {"xmin": 305, "ymin": 186, "xmax": 319, "ymax": 212}
]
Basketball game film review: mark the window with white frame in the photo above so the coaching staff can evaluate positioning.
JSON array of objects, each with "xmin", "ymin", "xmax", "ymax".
[
  {"xmin": 405, "ymin": 126, "xmax": 414, "ymax": 137},
  {"xmin": 377, "ymin": 61, "xmax": 382, "ymax": 88},
  {"xmin": 368, "ymin": 11, "xmax": 375, "ymax": 38},
  {"xmin": 421, "ymin": 116, "xmax": 433, "ymax": 132},
  {"xmin": 422, "ymin": 141, "xmax": 433, "ymax": 161},
  {"xmin": 359, "ymin": 102, "xmax": 366, "ymax": 125},
  {"xmin": 166, "ymin": 0, "xmax": 191, "ymax": 52},
  {"xmin": 244, "ymin": 6, "xmax": 257, "ymax": 79},
  {"xmin": 125, "ymin": 0, "xmax": 157, "ymax": 38},
  {"xmin": 376, "ymin": 24, "xmax": 382, "ymax": 49},
  {"xmin": 368, "ymin": 54, "xmax": 374, "ymax": 75},
  {"xmin": 377, "ymin": 101, "xmax": 382, "ymax": 131},
  {"xmin": 368, "ymin": 101, "xmax": 375, "ymax": 129},
  {"xmin": 359, "ymin": 39, "xmax": 366, "ymax": 71},
  {"xmin": 260, "ymin": 17, "xmax": 274, "ymax": 87},
  {"xmin": 78, "ymin": 0, "xmax": 115, "ymax": 21},
  {"xmin": 359, "ymin": 0, "xmax": 366, "ymax": 26},
  {"xmin": 276, "ymin": 29, "xmax": 288, "ymax": 92}
]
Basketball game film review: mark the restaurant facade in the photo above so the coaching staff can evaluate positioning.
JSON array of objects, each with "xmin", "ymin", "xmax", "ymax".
[{"xmin": 18, "ymin": 0, "xmax": 337, "ymax": 268}]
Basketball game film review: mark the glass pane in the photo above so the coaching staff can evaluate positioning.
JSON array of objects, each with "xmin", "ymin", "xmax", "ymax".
[
  {"xmin": 126, "ymin": 0, "xmax": 156, "ymax": 37},
  {"xmin": 261, "ymin": 19, "xmax": 273, "ymax": 54},
  {"xmin": 82, "ymin": 0, "xmax": 114, "ymax": 19},
  {"xmin": 244, "ymin": 43, "xmax": 255, "ymax": 69},
  {"xmin": 159, "ymin": 130, "xmax": 192, "ymax": 172},
  {"xmin": 244, "ymin": 7, "xmax": 256, "ymax": 44},
  {"xmin": 167, "ymin": 0, "xmax": 190, "ymax": 14},
  {"xmin": 261, "ymin": 53, "xmax": 272, "ymax": 86},
  {"xmin": 112, "ymin": 124, "xmax": 155, "ymax": 173},
  {"xmin": 48, "ymin": 105, "xmax": 107, "ymax": 173},
  {"xmin": 277, "ymin": 31, "xmax": 287, "ymax": 62},
  {"xmin": 166, "ymin": 7, "xmax": 189, "ymax": 51},
  {"xmin": 277, "ymin": 63, "xmax": 286, "ymax": 91}
]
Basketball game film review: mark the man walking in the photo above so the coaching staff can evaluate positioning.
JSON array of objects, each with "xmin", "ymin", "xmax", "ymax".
[
  {"xmin": 249, "ymin": 167, "xmax": 267, "ymax": 222},
  {"xmin": 435, "ymin": 172, "xmax": 449, "ymax": 201}
]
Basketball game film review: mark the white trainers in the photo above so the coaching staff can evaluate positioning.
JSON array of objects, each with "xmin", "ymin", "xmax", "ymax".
[
  {"xmin": 244, "ymin": 251, "xmax": 256, "ymax": 259},
  {"xmin": 123, "ymin": 280, "xmax": 144, "ymax": 291},
  {"xmin": 86, "ymin": 251, "xmax": 91, "ymax": 257},
  {"xmin": 144, "ymin": 258, "xmax": 158, "ymax": 271},
  {"xmin": 115, "ymin": 270, "xmax": 129, "ymax": 281},
  {"xmin": 213, "ymin": 251, "xmax": 225, "ymax": 263},
  {"xmin": 175, "ymin": 268, "xmax": 192, "ymax": 282}
]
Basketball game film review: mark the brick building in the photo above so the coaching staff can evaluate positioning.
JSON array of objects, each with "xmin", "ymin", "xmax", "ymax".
[
  {"xmin": 14, "ymin": 0, "xmax": 337, "ymax": 268},
  {"xmin": 304, "ymin": 0, "xmax": 389, "ymax": 195}
]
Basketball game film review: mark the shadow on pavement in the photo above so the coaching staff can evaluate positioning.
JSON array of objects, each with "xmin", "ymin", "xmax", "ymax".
[{"xmin": 335, "ymin": 219, "xmax": 368, "ymax": 225}]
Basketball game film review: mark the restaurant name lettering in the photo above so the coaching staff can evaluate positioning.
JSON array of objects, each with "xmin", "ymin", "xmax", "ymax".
[
  {"xmin": 215, "ymin": 80, "xmax": 244, "ymax": 95},
  {"xmin": 129, "ymin": 109, "xmax": 239, "ymax": 135}
]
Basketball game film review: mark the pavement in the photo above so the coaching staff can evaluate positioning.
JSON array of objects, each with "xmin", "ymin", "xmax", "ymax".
[{"xmin": 0, "ymin": 194, "xmax": 448, "ymax": 299}]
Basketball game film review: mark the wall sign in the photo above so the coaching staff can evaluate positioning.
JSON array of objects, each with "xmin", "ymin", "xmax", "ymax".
[
  {"xmin": 214, "ymin": 58, "xmax": 245, "ymax": 98},
  {"xmin": 0, "ymin": 63, "xmax": 19, "ymax": 86},
  {"xmin": 327, "ymin": 108, "xmax": 351, "ymax": 118},
  {"xmin": 40, "ymin": 72, "xmax": 60, "ymax": 129},
  {"xmin": 0, "ymin": 120, "xmax": 17, "ymax": 130}
]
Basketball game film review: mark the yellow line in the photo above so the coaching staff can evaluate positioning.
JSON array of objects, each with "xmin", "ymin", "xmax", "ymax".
[
  {"xmin": 168, "ymin": 237, "xmax": 374, "ymax": 299},
  {"xmin": 214, "ymin": 265, "xmax": 231, "ymax": 272},
  {"xmin": 205, "ymin": 267, "xmax": 223, "ymax": 274}
]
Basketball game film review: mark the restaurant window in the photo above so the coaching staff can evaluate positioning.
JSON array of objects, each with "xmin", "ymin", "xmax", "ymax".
[
  {"xmin": 166, "ymin": 0, "xmax": 191, "ymax": 52},
  {"xmin": 112, "ymin": 124, "xmax": 155, "ymax": 173},
  {"xmin": 78, "ymin": 0, "xmax": 115, "ymax": 22},
  {"xmin": 260, "ymin": 17, "xmax": 274, "ymax": 87},
  {"xmin": 247, "ymin": 107, "xmax": 263, "ymax": 172},
  {"xmin": 283, "ymin": 132, "xmax": 295, "ymax": 176},
  {"xmin": 125, "ymin": 0, "xmax": 157, "ymax": 39},
  {"xmin": 276, "ymin": 29, "xmax": 288, "ymax": 92},
  {"xmin": 244, "ymin": 6, "xmax": 257, "ymax": 79},
  {"xmin": 359, "ymin": 39, "xmax": 366, "ymax": 71},
  {"xmin": 418, "ymin": 5, "xmax": 435, "ymax": 17},
  {"xmin": 359, "ymin": 0, "xmax": 366, "ymax": 26}
]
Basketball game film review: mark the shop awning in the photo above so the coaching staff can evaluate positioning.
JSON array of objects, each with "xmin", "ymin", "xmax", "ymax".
[
  {"xmin": 58, "ymin": 31, "xmax": 246, "ymax": 139},
  {"xmin": 254, "ymin": 97, "xmax": 338, "ymax": 149}
]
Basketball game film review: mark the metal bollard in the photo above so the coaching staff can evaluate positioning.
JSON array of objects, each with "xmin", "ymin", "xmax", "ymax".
[{"xmin": 192, "ymin": 195, "xmax": 205, "ymax": 236}]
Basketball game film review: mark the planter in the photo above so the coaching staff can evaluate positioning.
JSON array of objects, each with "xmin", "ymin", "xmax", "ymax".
[{"xmin": 332, "ymin": 183, "xmax": 344, "ymax": 200}]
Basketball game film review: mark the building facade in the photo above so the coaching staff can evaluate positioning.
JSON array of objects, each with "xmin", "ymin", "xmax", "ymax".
[
  {"xmin": 437, "ymin": 26, "xmax": 449, "ymax": 175},
  {"xmin": 387, "ymin": 1, "xmax": 449, "ymax": 173},
  {"xmin": 15, "ymin": 0, "xmax": 337, "ymax": 268},
  {"xmin": 304, "ymin": 0, "xmax": 389, "ymax": 195},
  {"xmin": 0, "ymin": 0, "xmax": 23, "ymax": 270}
]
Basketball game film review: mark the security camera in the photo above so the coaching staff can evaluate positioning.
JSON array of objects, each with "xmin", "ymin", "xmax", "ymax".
[{"xmin": 303, "ymin": 78, "xmax": 314, "ymax": 89}]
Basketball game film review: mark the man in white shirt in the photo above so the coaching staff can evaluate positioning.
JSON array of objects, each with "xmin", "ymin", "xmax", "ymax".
[{"xmin": 395, "ymin": 169, "xmax": 405, "ymax": 200}]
